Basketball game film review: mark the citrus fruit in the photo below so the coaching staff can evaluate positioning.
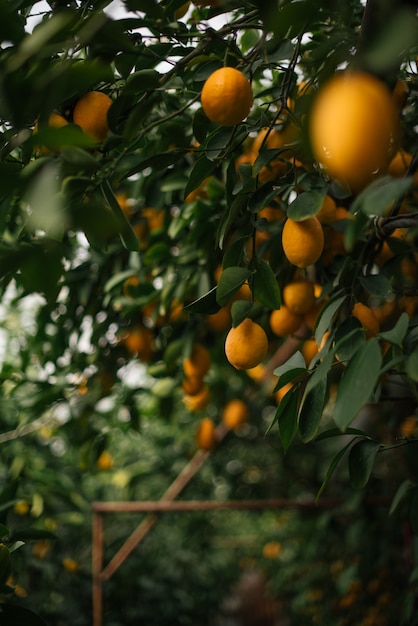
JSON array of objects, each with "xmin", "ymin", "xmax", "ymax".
[
  {"xmin": 276, "ymin": 381, "xmax": 293, "ymax": 404},
  {"xmin": 13, "ymin": 500, "xmax": 30, "ymax": 516},
  {"xmin": 222, "ymin": 399, "xmax": 249, "ymax": 430},
  {"xmin": 96, "ymin": 450, "xmax": 114, "ymax": 470},
  {"xmin": 201, "ymin": 67, "xmax": 253, "ymax": 126},
  {"xmin": 33, "ymin": 113, "xmax": 69, "ymax": 153},
  {"xmin": 309, "ymin": 72, "xmax": 397, "ymax": 191},
  {"xmin": 174, "ymin": 1, "xmax": 190, "ymax": 18},
  {"xmin": 282, "ymin": 280, "xmax": 315, "ymax": 315},
  {"xmin": 183, "ymin": 343, "xmax": 211, "ymax": 378},
  {"xmin": 302, "ymin": 338, "xmax": 319, "ymax": 365},
  {"xmin": 196, "ymin": 417, "xmax": 216, "ymax": 450},
  {"xmin": 316, "ymin": 195, "xmax": 337, "ymax": 224},
  {"xmin": 282, "ymin": 216, "xmax": 324, "ymax": 268},
  {"xmin": 270, "ymin": 306, "xmax": 303, "ymax": 337},
  {"xmin": 386, "ymin": 149, "xmax": 412, "ymax": 177},
  {"xmin": 225, "ymin": 318, "xmax": 268, "ymax": 370},
  {"xmin": 392, "ymin": 77, "xmax": 409, "ymax": 110},
  {"xmin": 352, "ymin": 302, "xmax": 380, "ymax": 338},
  {"xmin": 182, "ymin": 375, "xmax": 205, "ymax": 395},
  {"xmin": 122, "ymin": 326, "xmax": 154, "ymax": 362},
  {"xmin": 62, "ymin": 558, "xmax": 80, "ymax": 572},
  {"xmin": 206, "ymin": 306, "xmax": 231, "ymax": 333},
  {"xmin": 73, "ymin": 90, "xmax": 113, "ymax": 142},
  {"xmin": 183, "ymin": 384, "xmax": 210, "ymax": 411},
  {"xmin": 262, "ymin": 541, "xmax": 282, "ymax": 559}
]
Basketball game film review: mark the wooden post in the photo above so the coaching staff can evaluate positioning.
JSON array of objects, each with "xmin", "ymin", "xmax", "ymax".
[{"xmin": 92, "ymin": 510, "xmax": 104, "ymax": 626}]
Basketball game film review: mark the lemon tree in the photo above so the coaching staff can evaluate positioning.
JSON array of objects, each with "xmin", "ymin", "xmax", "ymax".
[{"xmin": 0, "ymin": 0, "xmax": 417, "ymax": 623}]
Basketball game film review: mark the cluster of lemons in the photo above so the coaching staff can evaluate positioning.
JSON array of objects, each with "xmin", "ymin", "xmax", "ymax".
[{"xmin": 34, "ymin": 90, "xmax": 113, "ymax": 147}]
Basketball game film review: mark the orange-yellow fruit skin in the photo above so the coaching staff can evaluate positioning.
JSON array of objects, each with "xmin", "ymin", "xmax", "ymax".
[
  {"xmin": 73, "ymin": 91, "xmax": 113, "ymax": 142},
  {"xmin": 225, "ymin": 318, "xmax": 268, "ymax": 370},
  {"xmin": 196, "ymin": 417, "xmax": 216, "ymax": 450},
  {"xmin": 270, "ymin": 306, "xmax": 303, "ymax": 337},
  {"xmin": 282, "ymin": 217, "xmax": 324, "ymax": 268},
  {"xmin": 352, "ymin": 302, "xmax": 380, "ymax": 338},
  {"xmin": 282, "ymin": 280, "xmax": 315, "ymax": 316},
  {"xmin": 222, "ymin": 399, "xmax": 249, "ymax": 430},
  {"xmin": 310, "ymin": 72, "xmax": 397, "ymax": 191},
  {"xmin": 316, "ymin": 195, "xmax": 337, "ymax": 224},
  {"xmin": 96, "ymin": 450, "xmax": 114, "ymax": 470},
  {"xmin": 201, "ymin": 67, "xmax": 253, "ymax": 127},
  {"xmin": 183, "ymin": 343, "xmax": 211, "ymax": 378},
  {"xmin": 182, "ymin": 375, "xmax": 204, "ymax": 395},
  {"xmin": 183, "ymin": 385, "xmax": 210, "ymax": 411}
]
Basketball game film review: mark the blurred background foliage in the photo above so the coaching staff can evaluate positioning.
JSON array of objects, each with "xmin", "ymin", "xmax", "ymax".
[{"xmin": 0, "ymin": 0, "xmax": 416, "ymax": 624}]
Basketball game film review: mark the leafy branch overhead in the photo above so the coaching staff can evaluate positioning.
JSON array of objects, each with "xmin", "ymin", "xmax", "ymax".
[{"xmin": 0, "ymin": 0, "xmax": 417, "ymax": 621}]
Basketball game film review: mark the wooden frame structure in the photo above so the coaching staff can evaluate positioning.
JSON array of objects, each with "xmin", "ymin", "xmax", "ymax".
[{"xmin": 91, "ymin": 424, "xmax": 387, "ymax": 626}]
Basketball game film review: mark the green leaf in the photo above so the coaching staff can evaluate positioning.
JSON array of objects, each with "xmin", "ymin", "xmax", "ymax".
[
  {"xmin": 287, "ymin": 191, "xmax": 324, "ymax": 221},
  {"xmin": 379, "ymin": 312, "xmax": 409, "ymax": 346},
  {"xmin": 183, "ymin": 156, "xmax": 216, "ymax": 201},
  {"xmin": 216, "ymin": 266, "xmax": 252, "ymax": 308},
  {"xmin": 60, "ymin": 147, "xmax": 100, "ymax": 172},
  {"xmin": 252, "ymin": 257, "xmax": 281, "ymax": 309},
  {"xmin": 193, "ymin": 108, "xmax": 211, "ymax": 145},
  {"xmin": 273, "ymin": 351, "xmax": 306, "ymax": 377},
  {"xmin": 304, "ymin": 348, "xmax": 336, "ymax": 395},
  {"xmin": 354, "ymin": 175, "xmax": 412, "ymax": 217},
  {"xmin": 334, "ymin": 319, "xmax": 365, "ymax": 362},
  {"xmin": 348, "ymin": 439, "xmax": 381, "ymax": 489},
  {"xmin": 298, "ymin": 377, "xmax": 327, "ymax": 443},
  {"xmin": 390, "ymin": 480, "xmax": 415, "ymax": 516},
  {"xmin": 276, "ymin": 387, "xmax": 300, "ymax": 452},
  {"xmin": 359, "ymin": 274, "xmax": 393, "ymax": 299},
  {"xmin": 316, "ymin": 439, "xmax": 355, "ymax": 502},
  {"xmin": 314, "ymin": 293, "xmax": 346, "ymax": 346},
  {"xmin": 406, "ymin": 350, "xmax": 418, "ymax": 382},
  {"xmin": 125, "ymin": 69, "xmax": 161, "ymax": 93},
  {"xmin": 315, "ymin": 427, "xmax": 371, "ymax": 442},
  {"xmin": 183, "ymin": 286, "xmax": 219, "ymax": 315},
  {"xmin": 333, "ymin": 339, "xmax": 382, "ymax": 431},
  {"xmin": 230, "ymin": 300, "xmax": 253, "ymax": 327},
  {"xmin": 101, "ymin": 181, "xmax": 140, "ymax": 252},
  {"xmin": 217, "ymin": 193, "xmax": 249, "ymax": 249}
]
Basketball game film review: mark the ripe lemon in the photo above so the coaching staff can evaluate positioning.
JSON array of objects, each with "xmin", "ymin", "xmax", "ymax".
[
  {"xmin": 73, "ymin": 91, "xmax": 113, "ymax": 143},
  {"xmin": 13, "ymin": 500, "xmax": 30, "ymax": 516},
  {"xmin": 310, "ymin": 72, "xmax": 397, "ymax": 191},
  {"xmin": 352, "ymin": 302, "xmax": 380, "ymax": 338},
  {"xmin": 276, "ymin": 381, "xmax": 293, "ymax": 404},
  {"xmin": 96, "ymin": 450, "xmax": 114, "ymax": 470},
  {"xmin": 301, "ymin": 338, "xmax": 319, "ymax": 365},
  {"xmin": 282, "ymin": 217, "xmax": 324, "ymax": 268},
  {"xmin": 182, "ymin": 375, "xmax": 205, "ymax": 395},
  {"xmin": 183, "ymin": 384, "xmax": 210, "ymax": 411},
  {"xmin": 201, "ymin": 67, "xmax": 253, "ymax": 126},
  {"xmin": 122, "ymin": 326, "xmax": 154, "ymax": 362},
  {"xmin": 222, "ymin": 398, "xmax": 249, "ymax": 430},
  {"xmin": 316, "ymin": 195, "xmax": 337, "ymax": 224},
  {"xmin": 33, "ymin": 112, "xmax": 69, "ymax": 153},
  {"xmin": 270, "ymin": 305, "xmax": 303, "ymax": 337},
  {"xmin": 183, "ymin": 343, "xmax": 211, "ymax": 378},
  {"xmin": 196, "ymin": 417, "xmax": 216, "ymax": 450},
  {"xmin": 282, "ymin": 280, "xmax": 315, "ymax": 315},
  {"xmin": 386, "ymin": 149, "xmax": 412, "ymax": 177},
  {"xmin": 225, "ymin": 318, "xmax": 268, "ymax": 370},
  {"xmin": 63, "ymin": 558, "xmax": 80, "ymax": 572}
]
